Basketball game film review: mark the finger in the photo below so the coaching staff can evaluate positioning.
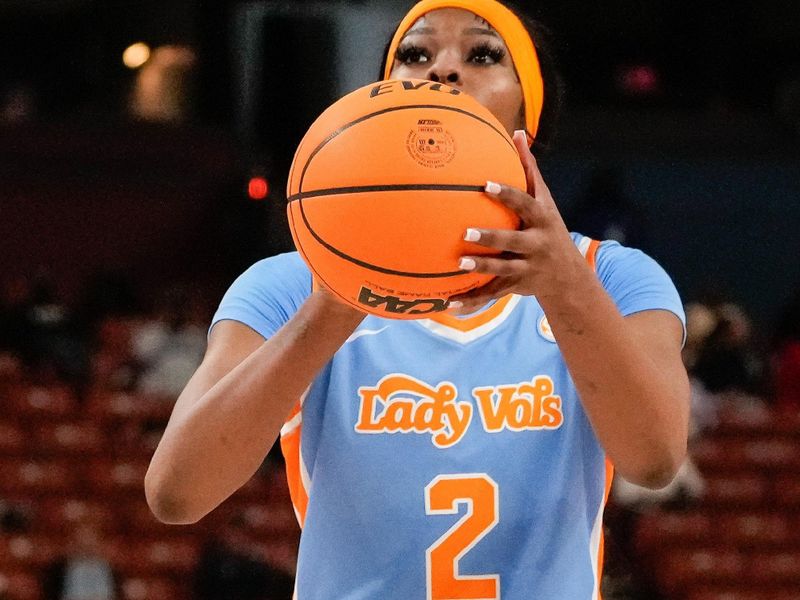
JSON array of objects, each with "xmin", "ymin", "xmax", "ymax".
[
  {"xmin": 512, "ymin": 129, "xmax": 548, "ymax": 199},
  {"xmin": 484, "ymin": 181, "xmax": 539, "ymax": 227},
  {"xmin": 463, "ymin": 227, "xmax": 530, "ymax": 254},
  {"xmin": 458, "ymin": 255, "xmax": 528, "ymax": 278},
  {"xmin": 448, "ymin": 278, "xmax": 513, "ymax": 312}
]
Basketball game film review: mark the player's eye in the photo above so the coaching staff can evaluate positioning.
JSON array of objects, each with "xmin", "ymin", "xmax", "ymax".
[
  {"xmin": 396, "ymin": 44, "xmax": 430, "ymax": 65},
  {"xmin": 467, "ymin": 43, "xmax": 506, "ymax": 65}
]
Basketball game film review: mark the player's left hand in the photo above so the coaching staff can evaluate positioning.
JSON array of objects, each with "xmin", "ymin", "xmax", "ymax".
[{"xmin": 447, "ymin": 130, "xmax": 588, "ymax": 314}]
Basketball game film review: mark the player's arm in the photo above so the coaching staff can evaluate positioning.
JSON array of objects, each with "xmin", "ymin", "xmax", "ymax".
[
  {"xmin": 449, "ymin": 131, "xmax": 689, "ymax": 489},
  {"xmin": 145, "ymin": 290, "xmax": 364, "ymax": 524},
  {"xmin": 460, "ymin": 254, "xmax": 689, "ymax": 489},
  {"xmin": 537, "ymin": 280, "xmax": 689, "ymax": 489}
]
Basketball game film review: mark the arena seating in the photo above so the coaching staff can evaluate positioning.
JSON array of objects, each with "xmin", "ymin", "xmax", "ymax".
[
  {"xmin": 635, "ymin": 403, "xmax": 800, "ymax": 599},
  {"xmin": 0, "ymin": 379, "xmax": 299, "ymax": 600}
]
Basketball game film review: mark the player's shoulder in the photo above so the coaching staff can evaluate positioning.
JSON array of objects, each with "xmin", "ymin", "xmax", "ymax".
[
  {"xmin": 242, "ymin": 251, "xmax": 309, "ymax": 277},
  {"xmin": 570, "ymin": 232, "xmax": 685, "ymax": 327},
  {"xmin": 231, "ymin": 251, "xmax": 310, "ymax": 290},
  {"xmin": 570, "ymin": 232, "xmax": 658, "ymax": 270},
  {"xmin": 221, "ymin": 251, "xmax": 312, "ymax": 307},
  {"xmin": 213, "ymin": 252, "xmax": 312, "ymax": 340}
]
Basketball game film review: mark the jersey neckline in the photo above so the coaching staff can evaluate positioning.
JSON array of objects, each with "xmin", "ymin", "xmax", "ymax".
[{"xmin": 416, "ymin": 294, "xmax": 521, "ymax": 344}]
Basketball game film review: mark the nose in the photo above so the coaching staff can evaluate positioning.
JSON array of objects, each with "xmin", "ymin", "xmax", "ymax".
[
  {"xmin": 426, "ymin": 50, "xmax": 461, "ymax": 85},
  {"xmin": 428, "ymin": 70, "xmax": 460, "ymax": 84}
]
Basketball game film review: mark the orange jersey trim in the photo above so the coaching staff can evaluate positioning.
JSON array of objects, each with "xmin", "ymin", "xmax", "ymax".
[
  {"xmin": 585, "ymin": 239, "xmax": 601, "ymax": 271},
  {"xmin": 597, "ymin": 457, "xmax": 614, "ymax": 600},
  {"xmin": 429, "ymin": 294, "xmax": 514, "ymax": 332},
  {"xmin": 281, "ymin": 401, "xmax": 309, "ymax": 527},
  {"xmin": 588, "ymin": 238, "xmax": 612, "ymax": 600}
]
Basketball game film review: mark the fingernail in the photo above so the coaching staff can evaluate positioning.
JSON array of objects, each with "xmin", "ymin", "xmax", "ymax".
[
  {"xmin": 464, "ymin": 228, "xmax": 481, "ymax": 242},
  {"xmin": 485, "ymin": 181, "xmax": 501, "ymax": 195},
  {"xmin": 513, "ymin": 129, "xmax": 526, "ymax": 139},
  {"xmin": 448, "ymin": 300, "xmax": 463, "ymax": 309},
  {"xmin": 459, "ymin": 257, "xmax": 476, "ymax": 271}
]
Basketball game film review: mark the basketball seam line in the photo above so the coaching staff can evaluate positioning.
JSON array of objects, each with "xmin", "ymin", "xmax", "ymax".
[
  {"xmin": 297, "ymin": 200, "xmax": 467, "ymax": 279},
  {"xmin": 287, "ymin": 183, "xmax": 484, "ymax": 202},
  {"xmin": 291, "ymin": 101, "xmax": 510, "ymax": 280},
  {"xmin": 288, "ymin": 203, "xmax": 360, "ymax": 308}
]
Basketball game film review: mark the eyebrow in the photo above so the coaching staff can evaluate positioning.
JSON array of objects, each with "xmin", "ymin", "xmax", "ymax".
[
  {"xmin": 464, "ymin": 27, "xmax": 499, "ymax": 37},
  {"xmin": 403, "ymin": 27, "xmax": 499, "ymax": 38}
]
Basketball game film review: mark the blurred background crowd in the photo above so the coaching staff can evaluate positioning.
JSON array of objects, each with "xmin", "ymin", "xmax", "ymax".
[{"xmin": 1, "ymin": 1, "xmax": 799, "ymax": 599}]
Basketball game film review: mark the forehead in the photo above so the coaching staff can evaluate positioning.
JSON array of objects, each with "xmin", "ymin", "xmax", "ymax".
[{"xmin": 405, "ymin": 7, "xmax": 495, "ymax": 34}]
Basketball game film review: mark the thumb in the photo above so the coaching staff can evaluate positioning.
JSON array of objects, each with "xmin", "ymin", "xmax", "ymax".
[{"xmin": 512, "ymin": 130, "xmax": 546, "ymax": 197}]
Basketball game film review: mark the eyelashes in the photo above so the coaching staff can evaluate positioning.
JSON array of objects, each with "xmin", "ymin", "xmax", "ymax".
[
  {"xmin": 467, "ymin": 42, "xmax": 506, "ymax": 65},
  {"xmin": 395, "ymin": 44, "xmax": 430, "ymax": 65},
  {"xmin": 395, "ymin": 42, "xmax": 507, "ymax": 66}
]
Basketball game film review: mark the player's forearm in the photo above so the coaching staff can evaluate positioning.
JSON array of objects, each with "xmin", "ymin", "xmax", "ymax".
[
  {"xmin": 145, "ymin": 292, "xmax": 364, "ymax": 524},
  {"xmin": 538, "ymin": 269, "xmax": 689, "ymax": 489}
]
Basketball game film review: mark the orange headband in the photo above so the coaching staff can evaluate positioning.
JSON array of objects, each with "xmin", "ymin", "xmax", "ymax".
[{"xmin": 383, "ymin": 0, "xmax": 544, "ymax": 141}]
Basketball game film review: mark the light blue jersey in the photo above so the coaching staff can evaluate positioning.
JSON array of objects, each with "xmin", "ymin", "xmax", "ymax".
[{"xmin": 211, "ymin": 234, "xmax": 685, "ymax": 600}]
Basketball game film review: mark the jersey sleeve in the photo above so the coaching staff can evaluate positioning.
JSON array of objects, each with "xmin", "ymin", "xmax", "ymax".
[
  {"xmin": 594, "ymin": 241, "xmax": 687, "ymax": 343},
  {"xmin": 210, "ymin": 252, "xmax": 313, "ymax": 340}
]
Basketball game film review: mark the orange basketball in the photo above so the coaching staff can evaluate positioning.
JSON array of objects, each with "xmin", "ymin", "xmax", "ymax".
[{"xmin": 286, "ymin": 78, "xmax": 526, "ymax": 319}]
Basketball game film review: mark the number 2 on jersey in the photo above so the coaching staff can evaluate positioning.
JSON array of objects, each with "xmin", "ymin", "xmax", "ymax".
[{"xmin": 425, "ymin": 474, "xmax": 500, "ymax": 600}]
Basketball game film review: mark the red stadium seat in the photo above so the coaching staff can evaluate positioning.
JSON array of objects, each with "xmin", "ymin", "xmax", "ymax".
[
  {"xmin": 238, "ymin": 502, "xmax": 301, "ymax": 537},
  {"xmin": 0, "ymin": 534, "xmax": 61, "ymax": 568},
  {"xmin": 718, "ymin": 513, "xmax": 793, "ymax": 548},
  {"xmin": 773, "ymin": 475, "xmax": 800, "ymax": 508},
  {"xmin": 772, "ymin": 409, "xmax": 800, "ymax": 434},
  {"xmin": 0, "ymin": 568, "xmax": 43, "ymax": 600},
  {"xmin": 85, "ymin": 458, "xmax": 149, "ymax": 497},
  {"xmin": 121, "ymin": 576, "xmax": 187, "ymax": 600},
  {"xmin": 656, "ymin": 549, "xmax": 746, "ymax": 594},
  {"xmin": 229, "ymin": 470, "xmax": 272, "ymax": 503},
  {"xmin": 635, "ymin": 510, "xmax": 713, "ymax": 551},
  {"xmin": 10, "ymin": 384, "xmax": 76, "ymax": 422},
  {"xmin": 686, "ymin": 587, "xmax": 795, "ymax": 600},
  {"xmin": 703, "ymin": 474, "xmax": 769, "ymax": 507},
  {"xmin": 266, "ymin": 466, "xmax": 293, "ymax": 502},
  {"xmin": 0, "ymin": 420, "xmax": 27, "ymax": 455},
  {"xmin": 0, "ymin": 459, "xmax": 78, "ymax": 496},
  {"xmin": 741, "ymin": 439, "xmax": 800, "ymax": 472},
  {"xmin": 85, "ymin": 390, "xmax": 173, "ymax": 423},
  {"xmin": 113, "ymin": 537, "xmax": 201, "ymax": 577},
  {"xmin": 715, "ymin": 404, "xmax": 775, "ymax": 435},
  {"xmin": 33, "ymin": 421, "xmax": 106, "ymax": 457},
  {"xmin": 36, "ymin": 497, "xmax": 117, "ymax": 534},
  {"xmin": 261, "ymin": 536, "xmax": 300, "ymax": 575},
  {"xmin": 120, "ymin": 498, "xmax": 173, "ymax": 536},
  {"xmin": 748, "ymin": 552, "xmax": 800, "ymax": 585},
  {"xmin": 692, "ymin": 438, "xmax": 749, "ymax": 473},
  {"xmin": 694, "ymin": 437, "xmax": 800, "ymax": 474},
  {"xmin": 142, "ymin": 538, "xmax": 200, "ymax": 575}
]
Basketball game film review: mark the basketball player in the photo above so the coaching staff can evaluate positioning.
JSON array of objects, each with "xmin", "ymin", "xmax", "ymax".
[{"xmin": 146, "ymin": 1, "xmax": 690, "ymax": 598}]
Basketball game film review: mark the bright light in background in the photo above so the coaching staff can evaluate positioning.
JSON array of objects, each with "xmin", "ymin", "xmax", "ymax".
[
  {"xmin": 616, "ymin": 64, "xmax": 662, "ymax": 97},
  {"xmin": 123, "ymin": 42, "xmax": 151, "ymax": 69},
  {"xmin": 247, "ymin": 176, "xmax": 269, "ymax": 201}
]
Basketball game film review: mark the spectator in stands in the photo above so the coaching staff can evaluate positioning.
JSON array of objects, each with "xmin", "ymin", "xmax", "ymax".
[
  {"xmin": 687, "ymin": 292, "xmax": 764, "ymax": 396},
  {"xmin": 132, "ymin": 285, "xmax": 207, "ymax": 398},
  {"xmin": 43, "ymin": 521, "xmax": 118, "ymax": 600},
  {"xmin": 73, "ymin": 271, "xmax": 141, "ymax": 393},
  {"xmin": 193, "ymin": 512, "xmax": 294, "ymax": 600},
  {"xmin": 772, "ymin": 289, "xmax": 800, "ymax": 412},
  {"xmin": 0, "ymin": 274, "xmax": 87, "ymax": 387},
  {"xmin": 0, "ymin": 499, "xmax": 31, "ymax": 534},
  {"xmin": 682, "ymin": 301, "xmax": 718, "ymax": 371}
]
